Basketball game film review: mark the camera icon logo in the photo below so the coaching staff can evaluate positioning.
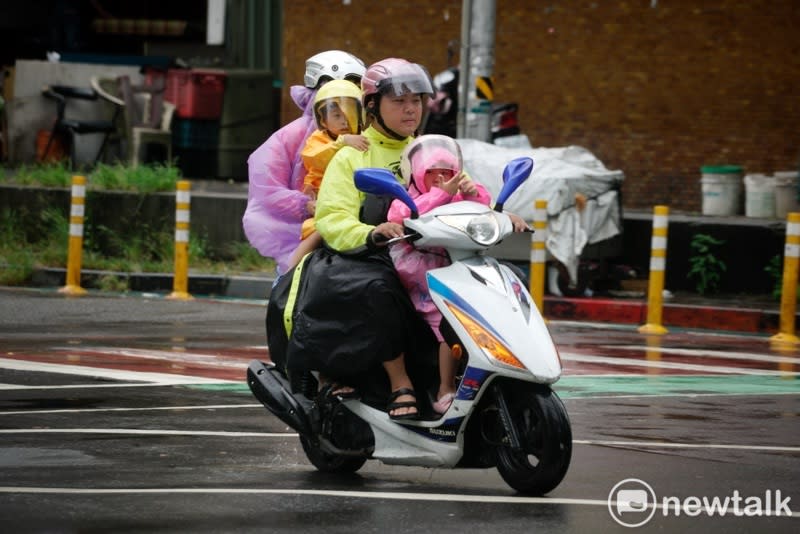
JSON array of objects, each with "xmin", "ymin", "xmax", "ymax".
[{"xmin": 608, "ymin": 478, "xmax": 657, "ymax": 527}]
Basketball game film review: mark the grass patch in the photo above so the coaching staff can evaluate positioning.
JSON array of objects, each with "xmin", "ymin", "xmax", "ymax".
[
  {"xmin": 0, "ymin": 207, "xmax": 275, "ymax": 288},
  {"xmin": 1, "ymin": 162, "xmax": 181, "ymax": 192}
]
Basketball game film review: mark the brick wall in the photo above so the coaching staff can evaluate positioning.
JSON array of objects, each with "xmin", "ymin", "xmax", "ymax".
[{"xmin": 283, "ymin": 0, "xmax": 800, "ymax": 212}]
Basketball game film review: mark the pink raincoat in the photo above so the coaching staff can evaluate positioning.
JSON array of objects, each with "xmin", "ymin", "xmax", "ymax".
[
  {"xmin": 242, "ymin": 85, "xmax": 318, "ymax": 274},
  {"xmin": 387, "ymin": 169, "xmax": 491, "ymax": 341}
]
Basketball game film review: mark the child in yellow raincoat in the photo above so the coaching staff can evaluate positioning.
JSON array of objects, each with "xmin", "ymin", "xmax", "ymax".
[{"xmin": 288, "ymin": 80, "xmax": 368, "ymax": 267}]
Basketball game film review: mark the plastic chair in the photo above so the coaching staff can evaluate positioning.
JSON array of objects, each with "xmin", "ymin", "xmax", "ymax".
[
  {"xmin": 90, "ymin": 75, "xmax": 175, "ymax": 167},
  {"xmin": 40, "ymin": 84, "xmax": 118, "ymax": 166}
]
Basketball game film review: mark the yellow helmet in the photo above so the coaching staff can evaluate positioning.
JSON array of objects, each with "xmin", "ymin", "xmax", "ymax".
[{"xmin": 313, "ymin": 79, "xmax": 364, "ymax": 134}]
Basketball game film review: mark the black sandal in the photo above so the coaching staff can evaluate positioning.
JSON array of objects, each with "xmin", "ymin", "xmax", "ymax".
[{"xmin": 387, "ymin": 387, "xmax": 419, "ymax": 420}]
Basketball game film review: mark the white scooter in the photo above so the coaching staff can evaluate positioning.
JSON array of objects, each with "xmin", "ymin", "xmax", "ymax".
[{"xmin": 247, "ymin": 156, "xmax": 572, "ymax": 495}]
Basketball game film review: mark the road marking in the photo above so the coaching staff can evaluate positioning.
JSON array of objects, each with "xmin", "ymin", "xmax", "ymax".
[
  {"xmin": 0, "ymin": 485, "xmax": 606, "ymax": 505},
  {"xmin": 560, "ymin": 352, "xmax": 800, "ymax": 376},
  {"xmin": 573, "ymin": 440, "xmax": 800, "ymax": 453},
  {"xmin": 1, "ymin": 428, "xmax": 796, "ymax": 454},
  {"xmin": 0, "ymin": 404, "xmax": 262, "ymax": 415},
  {"xmin": 557, "ymin": 374, "xmax": 800, "ymax": 398},
  {"xmin": 0, "ymin": 357, "xmax": 238, "ymax": 385},
  {"xmin": 0, "ymin": 429, "xmax": 293, "ymax": 438},
  {"xmin": 64, "ymin": 347, "xmax": 252, "ymax": 368},
  {"xmin": 605, "ymin": 345, "xmax": 800, "ymax": 365},
  {"xmin": 0, "ymin": 486, "xmax": 795, "ymax": 517}
]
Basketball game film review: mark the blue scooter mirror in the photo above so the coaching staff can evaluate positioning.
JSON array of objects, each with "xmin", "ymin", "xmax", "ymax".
[
  {"xmin": 354, "ymin": 168, "xmax": 419, "ymax": 219},
  {"xmin": 494, "ymin": 157, "xmax": 534, "ymax": 212}
]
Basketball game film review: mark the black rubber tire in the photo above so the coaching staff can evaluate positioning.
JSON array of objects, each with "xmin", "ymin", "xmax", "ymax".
[
  {"xmin": 495, "ymin": 382, "xmax": 572, "ymax": 495},
  {"xmin": 299, "ymin": 436, "xmax": 367, "ymax": 473}
]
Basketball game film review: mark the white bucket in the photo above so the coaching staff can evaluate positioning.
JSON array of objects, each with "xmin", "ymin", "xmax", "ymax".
[
  {"xmin": 744, "ymin": 173, "xmax": 776, "ymax": 218},
  {"xmin": 700, "ymin": 165, "xmax": 742, "ymax": 216},
  {"xmin": 773, "ymin": 170, "xmax": 800, "ymax": 219}
]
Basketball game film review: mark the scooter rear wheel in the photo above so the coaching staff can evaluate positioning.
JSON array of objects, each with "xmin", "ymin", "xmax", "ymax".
[
  {"xmin": 299, "ymin": 436, "xmax": 367, "ymax": 473},
  {"xmin": 495, "ymin": 382, "xmax": 572, "ymax": 495}
]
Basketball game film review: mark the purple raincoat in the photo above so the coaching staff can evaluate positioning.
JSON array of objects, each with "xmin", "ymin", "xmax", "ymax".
[{"xmin": 243, "ymin": 85, "xmax": 318, "ymax": 274}]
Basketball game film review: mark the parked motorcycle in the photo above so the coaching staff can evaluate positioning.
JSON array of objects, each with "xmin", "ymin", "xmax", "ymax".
[
  {"xmin": 247, "ymin": 156, "xmax": 572, "ymax": 495},
  {"xmin": 424, "ymin": 66, "xmax": 521, "ymax": 142}
]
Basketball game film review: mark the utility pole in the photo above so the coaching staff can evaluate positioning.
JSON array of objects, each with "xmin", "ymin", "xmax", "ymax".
[{"xmin": 457, "ymin": 0, "xmax": 495, "ymax": 141}]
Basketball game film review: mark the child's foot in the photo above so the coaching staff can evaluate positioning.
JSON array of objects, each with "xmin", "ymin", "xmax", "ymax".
[{"xmin": 433, "ymin": 392, "xmax": 455, "ymax": 414}]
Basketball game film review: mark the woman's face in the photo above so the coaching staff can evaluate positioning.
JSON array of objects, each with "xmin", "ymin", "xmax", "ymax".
[{"xmin": 377, "ymin": 93, "xmax": 423, "ymax": 138}]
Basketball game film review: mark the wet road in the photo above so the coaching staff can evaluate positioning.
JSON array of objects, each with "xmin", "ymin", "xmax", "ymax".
[{"xmin": 0, "ymin": 287, "xmax": 798, "ymax": 533}]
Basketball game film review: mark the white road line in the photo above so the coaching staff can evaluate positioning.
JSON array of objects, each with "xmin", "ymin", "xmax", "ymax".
[
  {"xmin": 0, "ymin": 486, "xmax": 795, "ymax": 518},
  {"xmin": 1, "ymin": 428, "xmax": 796, "ymax": 454},
  {"xmin": 0, "ymin": 358, "xmax": 238, "ymax": 384},
  {"xmin": 0, "ymin": 382, "xmax": 235, "ymax": 391},
  {"xmin": 604, "ymin": 345, "xmax": 800, "ymax": 365},
  {"xmin": 573, "ymin": 439, "xmax": 800, "ymax": 453},
  {"xmin": 559, "ymin": 353, "xmax": 800, "ymax": 376},
  {"xmin": 0, "ymin": 485, "xmax": 604, "ymax": 505},
  {"xmin": 0, "ymin": 404, "xmax": 261, "ymax": 415},
  {"xmin": 63, "ymin": 347, "xmax": 251, "ymax": 368},
  {"xmin": 0, "ymin": 429, "xmax": 293, "ymax": 438}
]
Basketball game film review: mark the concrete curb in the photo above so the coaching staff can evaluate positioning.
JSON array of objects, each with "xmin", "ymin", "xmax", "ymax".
[{"xmin": 30, "ymin": 268, "xmax": 794, "ymax": 335}]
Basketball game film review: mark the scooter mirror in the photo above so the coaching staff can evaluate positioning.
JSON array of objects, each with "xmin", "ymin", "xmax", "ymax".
[
  {"xmin": 494, "ymin": 157, "xmax": 534, "ymax": 212},
  {"xmin": 354, "ymin": 168, "xmax": 419, "ymax": 219}
]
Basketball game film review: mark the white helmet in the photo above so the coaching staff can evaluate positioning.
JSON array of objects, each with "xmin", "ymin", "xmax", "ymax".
[{"xmin": 304, "ymin": 50, "xmax": 366, "ymax": 89}]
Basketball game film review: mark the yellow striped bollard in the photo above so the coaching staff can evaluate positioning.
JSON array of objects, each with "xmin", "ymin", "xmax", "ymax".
[
  {"xmin": 59, "ymin": 175, "xmax": 88, "ymax": 296},
  {"xmin": 530, "ymin": 199, "xmax": 547, "ymax": 312},
  {"xmin": 639, "ymin": 205, "xmax": 669, "ymax": 335},
  {"xmin": 770, "ymin": 212, "xmax": 799, "ymax": 344},
  {"xmin": 168, "ymin": 180, "xmax": 193, "ymax": 300}
]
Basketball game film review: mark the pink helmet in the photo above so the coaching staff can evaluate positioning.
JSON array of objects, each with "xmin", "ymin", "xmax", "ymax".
[
  {"xmin": 400, "ymin": 134, "xmax": 462, "ymax": 192},
  {"xmin": 361, "ymin": 58, "xmax": 434, "ymax": 103}
]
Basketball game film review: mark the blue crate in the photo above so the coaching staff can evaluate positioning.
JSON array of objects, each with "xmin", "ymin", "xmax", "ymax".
[{"xmin": 171, "ymin": 118, "xmax": 220, "ymax": 149}]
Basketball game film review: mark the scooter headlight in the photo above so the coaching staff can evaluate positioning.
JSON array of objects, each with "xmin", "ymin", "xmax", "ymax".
[{"xmin": 437, "ymin": 213, "xmax": 500, "ymax": 246}]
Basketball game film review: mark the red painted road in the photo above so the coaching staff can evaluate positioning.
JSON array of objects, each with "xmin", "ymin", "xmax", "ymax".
[{"xmin": 4, "ymin": 325, "xmax": 798, "ymax": 383}]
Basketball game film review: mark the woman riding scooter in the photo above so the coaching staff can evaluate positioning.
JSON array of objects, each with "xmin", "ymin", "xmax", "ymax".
[{"xmin": 271, "ymin": 58, "xmax": 440, "ymax": 419}]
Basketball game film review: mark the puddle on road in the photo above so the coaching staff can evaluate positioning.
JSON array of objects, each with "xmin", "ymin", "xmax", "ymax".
[{"xmin": 0, "ymin": 447, "xmax": 103, "ymax": 467}]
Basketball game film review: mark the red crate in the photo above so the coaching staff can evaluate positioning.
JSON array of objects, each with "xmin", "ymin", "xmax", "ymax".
[{"xmin": 163, "ymin": 68, "xmax": 227, "ymax": 119}]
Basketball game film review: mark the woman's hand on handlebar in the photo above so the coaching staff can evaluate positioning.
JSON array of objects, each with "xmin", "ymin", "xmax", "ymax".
[
  {"xmin": 371, "ymin": 222, "xmax": 405, "ymax": 246},
  {"xmin": 508, "ymin": 212, "xmax": 533, "ymax": 233}
]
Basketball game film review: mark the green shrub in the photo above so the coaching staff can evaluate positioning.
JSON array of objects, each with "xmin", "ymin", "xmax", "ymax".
[{"xmin": 687, "ymin": 233, "xmax": 727, "ymax": 295}]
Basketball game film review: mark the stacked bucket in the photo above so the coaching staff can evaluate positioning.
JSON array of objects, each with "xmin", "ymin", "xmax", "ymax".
[{"xmin": 701, "ymin": 165, "xmax": 799, "ymax": 218}]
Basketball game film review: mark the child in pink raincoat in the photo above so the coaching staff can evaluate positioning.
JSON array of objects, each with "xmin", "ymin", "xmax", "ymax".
[{"xmin": 387, "ymin": 135, "xmax": 491, "ymax": 414}]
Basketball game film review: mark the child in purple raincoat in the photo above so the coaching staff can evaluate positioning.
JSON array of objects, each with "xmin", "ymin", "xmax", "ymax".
[{"xmin": 242, "ymin": 50, "xmax": 365, "ymax": 275}]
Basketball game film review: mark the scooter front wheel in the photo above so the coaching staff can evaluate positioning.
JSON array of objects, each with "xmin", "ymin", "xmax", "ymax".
[
  {"xmin": 495, "ymin": 381, "xmax": 572, "ymax": 495},
  {"xmin": 299, "ymin": 436, "xmax": 367, "ymax": 473}
]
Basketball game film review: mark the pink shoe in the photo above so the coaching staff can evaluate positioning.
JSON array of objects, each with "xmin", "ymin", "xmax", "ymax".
[{"xmin": 433, "ymin": 392, "xmax": 455, "ymax": 414}]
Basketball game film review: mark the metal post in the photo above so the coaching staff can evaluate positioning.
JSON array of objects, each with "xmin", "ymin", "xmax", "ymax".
[
  {"xmin": 458, "ymin": 0, "xmax": 495, "ymax": 142},
  {"xmin": 770, "ymin": 212, "xmax": 799, "ymax": 344},
  {"xmin": 168, "ymin": 180, "xmax": 193, "ymax": 300},
  {"xmin": 639, "ymin": 205, "xmax": 669, "ymax": 335},
  {"xmin": 59, "ymin": 175, "xmax": 87, "ymax": 296},
  {"xmin": 530, "ymin": 199, "xmax": 547, "ymax": 312}
]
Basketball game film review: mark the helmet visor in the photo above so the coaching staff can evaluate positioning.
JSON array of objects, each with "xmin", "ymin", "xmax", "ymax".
[
  {"xmin": 374, "ymin": 64, "xmax": 434, "ymax": 97},
  {"xmin": 317, "ymin": 96, "xmax": 362, "ymax": 134}
]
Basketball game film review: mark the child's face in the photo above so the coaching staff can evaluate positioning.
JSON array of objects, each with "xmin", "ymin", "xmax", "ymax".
[
  {"xmin": 378, "ymin": 93, "xmax": 423, "ymax": 138},
  {"xmin": 321, "ymin": 106, "xmax": 353, "ymax": 137},
  {"xmin": 423, "ymin": 168, "xmax": 456, "ymax": 189}
]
